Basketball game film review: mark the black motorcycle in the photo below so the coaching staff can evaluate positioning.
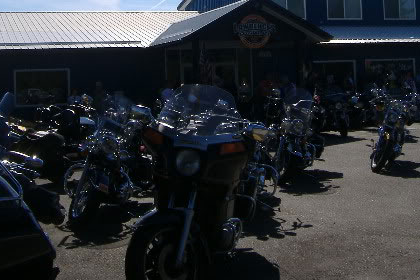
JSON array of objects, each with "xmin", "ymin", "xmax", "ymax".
[
  {"xmin": 370, "ymin": 99, "xmax": 414, "ymax": 172},
  {"xmin": 125, "ymin": 84, "xmax": 272, "ymax": 280},
  {"xmin": 67, "ymin": 108, "xmax": 150, "ymax": 227},
  {"xmin": 317, "ymin": 89, "xmax": 350, "ymax": 137},
  {"xmin": 273, "ymin": 89, "xmax": 324, "ymax": 182},
  {"xmin": 264, "ymin": 89, "xmax": 285, "ymax": 128},
  {"xmin": 348, "ymin": 91, "xmax": 371, "ymax": 129}
]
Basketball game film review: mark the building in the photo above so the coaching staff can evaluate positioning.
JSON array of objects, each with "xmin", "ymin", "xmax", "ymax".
[
  {"xmin": 0, "ymin": 0, "xmax": 332, "ymax": 114},
  {"xmin": 179, "ymin": 0, "xmax": 420, "ymax": 91}
]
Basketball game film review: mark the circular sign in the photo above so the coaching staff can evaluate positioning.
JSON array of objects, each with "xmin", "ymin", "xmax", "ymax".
[{"xmin": 234, "ymin": 14, "xmax": 276, "ymax": 49}]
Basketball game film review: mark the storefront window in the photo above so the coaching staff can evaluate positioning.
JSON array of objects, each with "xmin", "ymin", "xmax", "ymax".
[
  {"xmin": 273, "ymin": 0, "xmax": 306, "ymax": 18},
  {"xmin": 14, "ymin": 69, "xmax": 69, "ymax": 106},
  {"xmin": 384, "ymin": 0, "xmax": 416, "ymax": 19},
  {"xmin": 365, "ymin": 59, "xmax": 415, "ymax": 94},
  {"xmin": 327, "ymin": 0, "xmax": 362, "ymax": 19},
  {"xmin": 312, "ymin": 61, "xmax": 356, "ymax": 91}
]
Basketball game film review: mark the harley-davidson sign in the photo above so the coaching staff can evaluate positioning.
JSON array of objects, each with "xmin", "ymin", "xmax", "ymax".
[{"xmin": 234, "ymin": 15, "xmax": 276, "ymax": 49}]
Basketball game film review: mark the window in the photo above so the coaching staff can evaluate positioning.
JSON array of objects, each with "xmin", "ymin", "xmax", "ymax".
[
  {"xmin": 365, "ymin": 59, "xmax": 416, "ymax": 94},
  {"xmin": 384, "ymin": 0, "xmax": 416, "ymax": 19},
  {"xmin": 327, "ymin": 0, "xmax": 362, "ymax": 19},
  {"xmin": 273, "ymin": 0, "xmax": 306, "ymax": 19},
  {"xmin": 14, "ymin": 69, "xmax": 70, "ymax": 106}
]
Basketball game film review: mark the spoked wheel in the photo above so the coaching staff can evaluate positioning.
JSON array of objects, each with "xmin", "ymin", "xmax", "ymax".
[
  {"xmin": 126, "ymin": 227, "xmax": 198, "ymax": 280},
  {"xmin": 68, "ymin": 174, "xmax": 100, "ymax": 227}
]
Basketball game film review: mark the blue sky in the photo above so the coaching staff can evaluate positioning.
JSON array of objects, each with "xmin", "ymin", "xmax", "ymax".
[{"xmin": 0, "ymin": 0, "xmax": 181, "ymax": 11}]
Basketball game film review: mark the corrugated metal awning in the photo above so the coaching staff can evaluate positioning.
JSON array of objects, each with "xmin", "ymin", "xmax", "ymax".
[{"xmin": 320, "ymin": 26, "xmax": 420, "ymax": 44}]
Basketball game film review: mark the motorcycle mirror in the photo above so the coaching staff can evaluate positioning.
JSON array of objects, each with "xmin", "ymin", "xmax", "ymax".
[
  {"xmin": 131, "ymin": 105, "xmax": 154, "ymax": 124},
  {"xmin": 25, "ymin": 156, "xmax": 44, "ymax": 169},
  {"xmin": 246, "ymin": 123, "xmax": 271, "ymax": 142}
]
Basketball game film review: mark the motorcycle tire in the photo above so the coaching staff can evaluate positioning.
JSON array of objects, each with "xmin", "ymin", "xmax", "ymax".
[
  {"xmin": 274, "ymin": 149, "xmax": 295, "ymax": 184},
  {"xmin": 3, "ymin": 254, "xmax": 54, "ymax": 280},
  {"xmin": 371, "ymin": 140, "xmax": 392, "ymax": 173},
  {"xmin": 68, "ymin": 184, "xmax": 100, "ymax": 228},
  {"xmin": 125, "ymin": 226, "xmax": 198, "ymax": 280}
]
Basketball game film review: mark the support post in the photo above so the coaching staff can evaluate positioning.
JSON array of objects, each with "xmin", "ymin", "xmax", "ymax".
[
  {"xmin": 295, "ymin": 39, "xmax": 305, "ymax": 88},
  {"xmin": 192, "ymin": 39, "xmax": 200, "ymax": 84}
]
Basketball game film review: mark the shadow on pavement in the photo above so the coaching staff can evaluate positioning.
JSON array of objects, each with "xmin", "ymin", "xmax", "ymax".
[
  {"xmin": 202, "ymin": 249, "xmax": 280, "ymax": 280},
  {"xmin": 56, "ymin": 202, "xmax": 153, "ymax": 250},
  {"xmin": 382, "ymin": 160, "xmax": 420, "ymax": 179},
  {"xmin": 322, "ymin": 133, "xmax": 366, "ymax": 147},
  {"xmin": 243, "ymin": 203, "xmax": 313, "ymax": 241},
  {"xmin": 405, "ymin": 134, "xmax": 419, "ymax": 144},
  {"xmin": 280, "ymin": 169, "xmax": 342, "ymax": 196}
]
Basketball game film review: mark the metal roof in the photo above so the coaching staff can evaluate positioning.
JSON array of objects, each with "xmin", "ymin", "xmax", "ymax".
[
  {"xmin": 153, "ymin": 0, "xmax": 332, "ymax": 46},
  {"xmin": 152, "ymin": 0, "xmax": 247, "ymax": 46},
  {"xmin": 0, "ymin": 11, "xmax": 198, "ymax": 50},
  {"xmin": 320, "ymin": 25, "xmax": 420, "ymax": 44}
]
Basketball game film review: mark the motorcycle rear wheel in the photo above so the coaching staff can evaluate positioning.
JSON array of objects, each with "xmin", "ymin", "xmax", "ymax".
[{"xmin": 125, "ymin": 226, "xmax": 198, "ymax": 280}]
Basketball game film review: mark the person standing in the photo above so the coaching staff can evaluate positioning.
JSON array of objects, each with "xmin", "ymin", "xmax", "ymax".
[
  {"xmin": 93, "ymin": 81, "xmax": 105, "ymax": 114},
  {"xmin": 67, "ymin": 88, "xmax": 81, "ymax": 105}
]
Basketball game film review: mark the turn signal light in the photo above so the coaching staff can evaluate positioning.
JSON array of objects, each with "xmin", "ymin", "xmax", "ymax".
[
  {"xmin": 220, "ymin": 142, "xmax": 245, "ymax": 155},
  {"xmin": 143, "ymin": 128, "xmax": 163, "ymax": 145}
]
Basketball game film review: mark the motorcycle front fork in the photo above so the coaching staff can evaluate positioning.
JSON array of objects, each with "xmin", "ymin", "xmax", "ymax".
[{"xmin": 169, "ymin": 190, "xmax": 197, "ymax": 268}]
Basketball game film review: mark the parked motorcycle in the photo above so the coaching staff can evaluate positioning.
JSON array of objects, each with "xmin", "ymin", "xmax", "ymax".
[
  {"xmin": 0, "ymin": 160, "xmax": 56, "ymax": 279},
  {"xmin": 273, "ymin": 89, "xmax": 324, "ymax": 183},
  {"xmin": 125, "ymin": 84, "xmax": 272, "ymax": 280},
  {"xmin": 67, "ymin": 96, "xmax": 151, "ymax": 227},
  {"xmin": 264, "ymin": 89, "xmax": 285, "ymax": 127},
  {"xmin": 348, "ymin": 91, "xmax": 372, "ymax": 129},
  {"xmin": 370, "ymin": 98, "xmax": 416, "ymax": 172},
  {"xmin": 317, "ymin": 89, "xmax": 350, "ymax": 137}
]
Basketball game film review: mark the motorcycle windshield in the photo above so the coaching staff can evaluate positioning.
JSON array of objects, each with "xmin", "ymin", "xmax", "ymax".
[
  {"xmin": 157, "ymin": 85, "xmax": 242, "ymax": 136},
  {"xmin": 284, "ymin": 88, "xmax": 313, "ymax": 124}
]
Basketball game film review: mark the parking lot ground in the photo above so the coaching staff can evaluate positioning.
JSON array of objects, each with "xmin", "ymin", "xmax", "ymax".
[{"xmin": 41, "ymin": 123, "xmax": 420, "ymax": 280}]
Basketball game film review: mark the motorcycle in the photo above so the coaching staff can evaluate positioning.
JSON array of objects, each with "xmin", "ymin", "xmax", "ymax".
[
  {"xmin": 273, "ymin": 89, "xmax": 324, "ymax": 183},
  {"xmin": 67, "ymin": 96, "xmax": 151, "ymax": 227},
  {"xmin": 348, "ymin": 91, "xmax": 371, "ymax": 129},
  {"xmin": 369, "ymin": 87, "xmax": 389, "ymax": 126},
  {"xmin": 125, "ymin": 84, "xmax": 272, "ymax": 280},
  {"xmin": 317, "ymin": 89, "xmax": 350, "ymax": 137},
  {"xmin": 0, "ymin": 158, "xmax": 56, "ymax": 279},
  {"xmin": 370, "ymin": 98, "xmax": 416, "ymax": 172},
  {"xmin": 264, "ymin": 89, "xmax": 285, "ymax": 128}
]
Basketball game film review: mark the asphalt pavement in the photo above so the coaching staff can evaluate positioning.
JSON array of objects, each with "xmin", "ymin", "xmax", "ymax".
[{"xmin": 41, "ymin": 124, "xmax": 420, "ymax": 280}]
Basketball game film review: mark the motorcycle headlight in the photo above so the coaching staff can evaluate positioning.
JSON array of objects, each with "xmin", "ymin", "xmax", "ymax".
[
  {"xmin": 386, "ymin": 112, "xmax": 398, "ymax": 124},
  {"xmin": 176, "ymin": 150, "xmax": 200, "ymax": 176},
  {"xmin": 291, "ymin": 119, "xmax": 305, "ymax": 135},
  {"xmin": 355, "ymin": 102, "xmax": 364, "ymax": 109},
  {"xmin": 100, "ymin": 134, "xmax": 119, "ymax": 154},
  {"xmin": 335, "ymin": 103, "xmax": 343, "ymax": 110}
]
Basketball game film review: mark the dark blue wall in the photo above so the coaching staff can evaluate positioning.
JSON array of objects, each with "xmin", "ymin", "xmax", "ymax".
[
  {"xmin": 185, "ymin": 0, "xmax": 420, "ymax": 26},
  {"xmin": 312, "ymin": 43, "xmax": 420, "ymax": 89},
  {"xmin": 0, "ymin": 48, "xmax": 166, "ymax": 107}
]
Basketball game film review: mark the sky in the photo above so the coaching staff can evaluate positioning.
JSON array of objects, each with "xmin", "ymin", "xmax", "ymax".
[{"xmin": 0, "ymin": 0, "xmax": 181, "ymax": 11}]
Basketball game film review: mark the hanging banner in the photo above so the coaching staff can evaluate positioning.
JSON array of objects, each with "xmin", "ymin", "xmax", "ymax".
[{"xmin": 234, "ymin": 14, "xmax": 276, "ymax": 49}]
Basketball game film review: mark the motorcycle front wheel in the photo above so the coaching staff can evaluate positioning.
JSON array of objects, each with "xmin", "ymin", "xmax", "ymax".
[
  {"xmin": 125, "ymin": 226, "xmax": 198, "ymax": 280},
  {"xmin": 68, "ymin": 175, "xmax": 100, "ymax": 227},
  {"xmin": 371, "ymin": 139, "xmax": 392, "ymax": 173}
]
